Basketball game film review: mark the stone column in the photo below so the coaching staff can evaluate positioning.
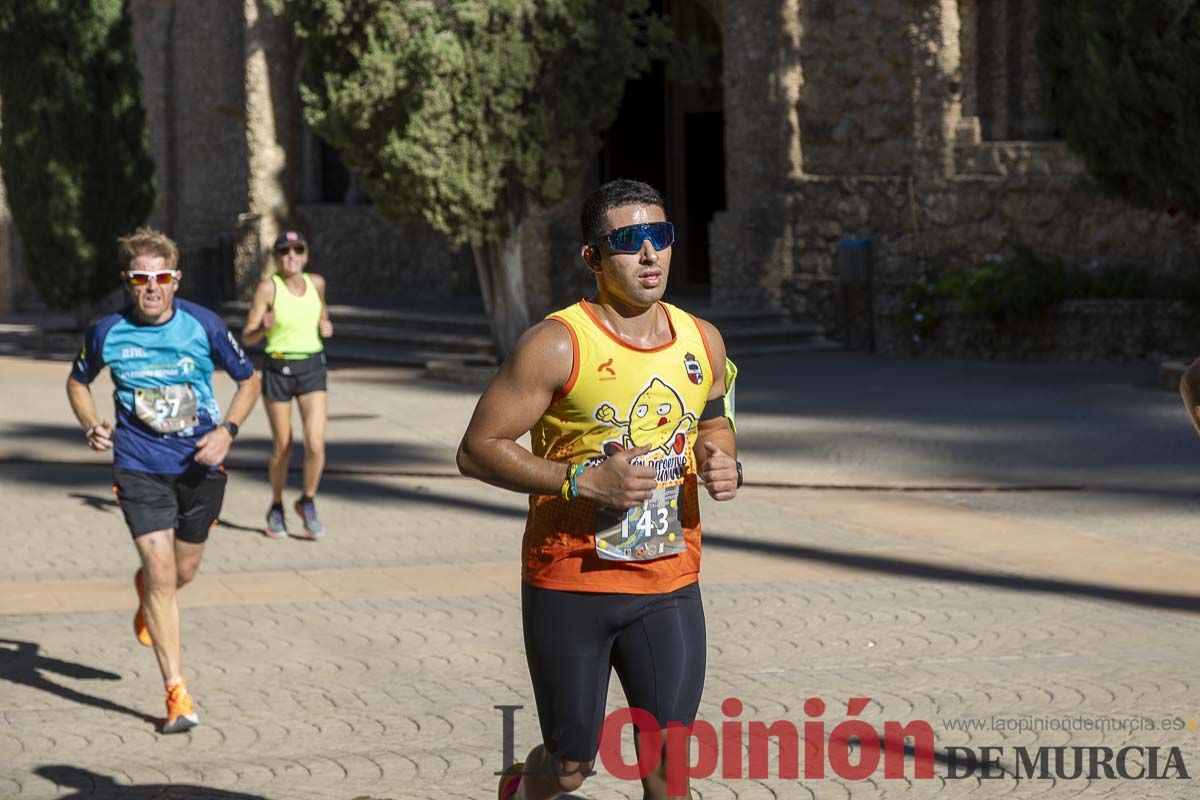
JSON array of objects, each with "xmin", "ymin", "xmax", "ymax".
[
  {"xmin": 911, "ymin": 0, "xmax": 963, "ymax": 179},
  {"xmin": 128, "ymin": 0, "xmax": 174, "ymax": 232},
  {"xmin": 0, "ymin": 114, "xmax": 16, "ymax": 312},
  {"xmin": 710, "ymin": 0, "xmax": 802, "ymax": 311},
  {"xmin": 242, "ymin": 0, "xmax": 300, "ymax": 289}
]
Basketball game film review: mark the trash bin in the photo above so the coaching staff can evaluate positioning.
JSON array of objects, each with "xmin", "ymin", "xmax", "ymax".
[{"xmin": 836, "ymin": 238, "xmax": 875, "ymax": 351}]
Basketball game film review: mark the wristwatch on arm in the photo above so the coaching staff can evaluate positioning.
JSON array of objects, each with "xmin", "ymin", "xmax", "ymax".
[
  {"xmin": 736, "ymin": 460, "xmax": 744, "ymax": 488},
  {"xmin": 221, "ymin": 421, "xmax": 239, "ymax": 439}
]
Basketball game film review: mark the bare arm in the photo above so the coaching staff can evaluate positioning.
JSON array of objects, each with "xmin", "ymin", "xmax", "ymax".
[
  {"xmin": 194, "ymin": 373, "xmax": 262, "ymax": 466},
  {"xmin": 457, "ymin": 321, "xmax": 576, "ymax": 494},
  {"xmin": 312, "ymin": 273, "xmax": 333, "ymax": 338},
  {"xmin": 240, "ymin": 279, "xmax": 275, "ymax": 346},
  {"xmin": 1181, "ymin": 357, "xmax": 1200, "ymax": 435},
  {"xmin": 457, "ymin": 321, "xmax": 658, "ymax": 508},
  {"xmin": 66, "ymin": 376, "xmax": 112, "ymax": 450},
  {"xmin": 693, "ymin": 319, "xmax": 738, "ymax": 500}
]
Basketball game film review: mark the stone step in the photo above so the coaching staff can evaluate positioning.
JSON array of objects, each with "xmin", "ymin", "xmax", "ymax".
[
  {"xmin": 319, "ymin": 340, "xmax": 497, "ymax": 368},
  {"xmin": 725, "ymin": 339, "xmax": 844, "ymax": 359},
  {"xmin": 328, "ymin": 322, "xmax": 493, "ymax": 354},
  {"xmin": 219, "ymin": 301, "xmax": 492, "ymax": 335},
  {"xmin": 221, "ymin": 301, "xmax": 496, "ymax": 367}
]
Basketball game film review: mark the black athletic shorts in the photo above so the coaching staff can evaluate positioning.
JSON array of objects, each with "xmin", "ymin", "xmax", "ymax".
[
  {"xmin": 263, "ymin": 352, "xmax": 327, "ymax": 402},
  {"xmin": 112, "ymin": 465, "xmax": 227, "ymax": 543},
  {"xmin": 521, "ymin": 581, "xmax": 706, "ymax": 763}
]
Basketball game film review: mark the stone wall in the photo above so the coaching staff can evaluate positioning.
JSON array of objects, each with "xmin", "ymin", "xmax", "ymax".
[
  {"xmin": 797, "ymin": 0, "xmax": 914, "ymax": 175},
  {"xmin": 130, "ymin": 0, "xmax": 249, "ymax": 251},
  {"xmin": 784, "ymin": 168, "xmax": 1200, "ymax": 342},
  {"xmin": 294, "ymin": 205, "xmax": 476, "ymax": 307},
  {"xmin": 875, "ymin": 298, "xmax": 1200, "ymax": 362},
  {"xmin": 768, "ymin": 0, "xmax": 1200, "ymax": 361}
]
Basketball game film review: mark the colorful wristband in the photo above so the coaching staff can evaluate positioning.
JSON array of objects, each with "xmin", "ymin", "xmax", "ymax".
[
  {"xmin": 568, "ymin": 463, "xmax": 585, "ymax": 499},
  {"xmin": 560, "ymin": 463, "xmax": 573, "ymax": 501}
]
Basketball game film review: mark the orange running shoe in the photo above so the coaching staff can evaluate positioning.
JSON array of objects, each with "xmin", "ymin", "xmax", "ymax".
[
  {"xmin": 162, "ymin": 681, "xmax": 199, "ymax": 734},
  {"xmin": 133, "ymin": 568, "xmax": 152, "ymax": 647},
  {"xmin": 497, "ymin": 762, "xmax": 523, "ymax": 800}
]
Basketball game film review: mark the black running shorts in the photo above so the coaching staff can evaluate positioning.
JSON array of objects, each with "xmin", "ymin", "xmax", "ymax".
[
  {"xmin": 521, "ymin": 581, "xmax": 706, "ymax": 763},
  {"xmin": 112, "ymin": 465, "xmax": 227, "ymax": 543},
  {"xmin": 263, "ymin": 352, "xmax": 327, "ymax": 402}
]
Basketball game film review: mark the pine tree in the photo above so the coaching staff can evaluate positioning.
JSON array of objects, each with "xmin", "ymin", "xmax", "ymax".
[
  {"xmin": 1039, "ymin": 0, "xmax": 1200, "ymax": 216},
  {"xmin": 0, "ymin": 0, "xmax": 156, "ymax": 310},
  {"xmin": 272, "ymin": 0, "xmax": 669, "ymax": 351}
]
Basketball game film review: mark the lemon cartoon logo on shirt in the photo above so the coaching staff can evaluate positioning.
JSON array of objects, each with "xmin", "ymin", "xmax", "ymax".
[
  {"xmin": 595, "ymin": 377, "xmax": 698, "ymax": 459},
  {"xmin": 593, "ymin": 376, "xmax": 695, "ymax": 561}
]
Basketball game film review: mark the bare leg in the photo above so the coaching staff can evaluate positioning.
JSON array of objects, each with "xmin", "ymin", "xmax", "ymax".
[
  {"xmin": 173, "ymin": 538, "xmax": 205, "ymax": 589},
  {"xmin": 134, "ymin": 530, "xmax": 184, "ymax": 685},
  {"xmin": 637, "ymin": 728, "xmax": 692, "ymax": 799},
  {"xmin": 514, "ymin": 745, "xmax": 593, "ymax": 800},
  {"xmin": 264, "ymin": 397, "xmax": 293, "ymax": 504},
  {"xmin": 296, "ymin": 390, "xmax": 327, "ymax": 498}
]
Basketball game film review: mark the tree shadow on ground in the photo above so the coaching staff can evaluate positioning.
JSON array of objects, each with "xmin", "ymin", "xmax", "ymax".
[
  {"xmin": 704, "ymin": 532, "xmax": 1200, "ymax": 613},
  {"xmin": 0, "ymin": 461, "xmax": 527, "ymax": 522},
  {"xmin": 0, "ymin": 639, "xmax": 156, "ymax": 726},
  {"xmin": 35, "ymin": 765, "xmax": 272, "ymax": 799}
]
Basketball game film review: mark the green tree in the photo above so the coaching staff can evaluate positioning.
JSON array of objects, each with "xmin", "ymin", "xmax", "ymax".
[
  {"xmin": 0, "ymin": 0, "xmax": 156, "ymax": 310},
  {"xmin": 1039, "ymin": 0, "xmax": 1200, "ymax": 216},
  {"xmin": 272, "ymin": 0, "xmax": 669, "ymax": 351}
]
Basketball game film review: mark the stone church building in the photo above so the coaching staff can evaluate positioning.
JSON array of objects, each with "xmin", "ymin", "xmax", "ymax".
[{"xmin": 1, "ymin": 0, "xmax": 1196, "ymax": 356}]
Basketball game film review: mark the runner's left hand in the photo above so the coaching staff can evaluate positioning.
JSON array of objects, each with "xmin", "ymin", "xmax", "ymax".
[
  {"xmin": 319, "ymin": 319, "xmax": 333, "ymax": 338},
  {"xmin": 698, "ymin": 441, "xmax": 738, "ymax": 501},
  {"xmin": 194, "ymin": 426, "xmax": 233, "ymax": 466}
]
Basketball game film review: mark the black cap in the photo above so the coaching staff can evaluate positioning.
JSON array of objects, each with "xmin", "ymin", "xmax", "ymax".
[{"xmin": 273, "ymin": 230, "xmax": 307, "ymax": 250}]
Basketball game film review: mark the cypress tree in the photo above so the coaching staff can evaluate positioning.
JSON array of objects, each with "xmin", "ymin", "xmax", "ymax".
[
  {"xmin": 0, "ymin": 0, "xmax": 156, "ymax": 310},
  {"xmin": 272, "ymin": 0, "xmax": 669, "ymax": 351},
  {"xmin": 1039, "ymin": 0, "xmax": 1200, "ymax": 216}
]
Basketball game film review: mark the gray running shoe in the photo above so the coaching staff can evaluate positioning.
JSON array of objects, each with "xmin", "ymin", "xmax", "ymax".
[
  {"xmin": 294, "ymin": 497, "xmax": 324, "ymax": 539},
  {"xmin": 264, "ymin": 504, "xmax": 288, "ymax": 540}
]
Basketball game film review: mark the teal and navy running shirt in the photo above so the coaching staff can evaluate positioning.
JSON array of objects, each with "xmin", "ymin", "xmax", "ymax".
[{"xmin": 71, "ymin": 299, "xmax": 254, "ymax": 474}]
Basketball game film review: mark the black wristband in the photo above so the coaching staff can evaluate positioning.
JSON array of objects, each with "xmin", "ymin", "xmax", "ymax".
[
  {"xmin": 736, "ymin": 460, "xmax": 744, "ymax": 488},
  {"xmin": 222, "ymin": 421, "xmax": 239, "ymax": 439}
]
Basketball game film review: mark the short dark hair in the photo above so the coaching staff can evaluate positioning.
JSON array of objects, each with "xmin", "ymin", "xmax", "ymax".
[{"xmin": 580, "ymin": 179, "xmax": 666, "ymax": 244}]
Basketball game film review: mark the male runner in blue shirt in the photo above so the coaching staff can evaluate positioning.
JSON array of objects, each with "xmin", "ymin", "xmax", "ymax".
[{"xmin": 66, "ymin": 227, "xmax": 261, "ymax": 733}]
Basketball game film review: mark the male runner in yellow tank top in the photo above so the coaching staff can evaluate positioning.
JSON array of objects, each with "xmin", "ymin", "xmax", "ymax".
[
  {"xmin": 242, "ymin": 231, "xmax": 333, "ymax": 539},
  {"xmin": 458, "ymin": 180, "xmax": 741, "ymax": 800}
]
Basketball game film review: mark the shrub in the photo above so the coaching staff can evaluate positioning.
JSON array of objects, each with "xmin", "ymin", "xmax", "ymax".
[{"xmin": 0, "ymin": 0, "xmax": 156, "ymax": 310}]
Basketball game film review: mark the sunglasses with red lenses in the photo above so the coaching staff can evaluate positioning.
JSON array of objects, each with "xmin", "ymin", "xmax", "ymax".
[{"xmin": 126, "ymin": 270, "xmax": 177, "ymax": 287}]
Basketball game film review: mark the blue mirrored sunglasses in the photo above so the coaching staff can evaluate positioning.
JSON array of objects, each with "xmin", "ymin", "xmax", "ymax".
[{"xmin": 601, "ymin": 221, "xmax": 675, "ymax": 254}]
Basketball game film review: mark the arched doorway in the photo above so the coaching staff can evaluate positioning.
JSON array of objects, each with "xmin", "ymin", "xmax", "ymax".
[{"xmin": 599, "ymin": 0, "xmax": 725, "ymax": 294}]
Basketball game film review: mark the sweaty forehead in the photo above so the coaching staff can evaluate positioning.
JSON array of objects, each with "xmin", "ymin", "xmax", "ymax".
[{"xmin": 605, "ymin": 204, "xmax": 666, "ymax": 230}]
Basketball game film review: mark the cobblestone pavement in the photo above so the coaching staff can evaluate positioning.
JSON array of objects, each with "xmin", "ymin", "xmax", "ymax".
[{"xmin": 1, "ymin": 352, "xmax": 1199, "ymax": 799}]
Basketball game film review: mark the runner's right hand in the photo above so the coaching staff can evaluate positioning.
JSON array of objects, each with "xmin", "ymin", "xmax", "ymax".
[
  {"xmin": 576, "ymin": 444, "xmax": 658, "ymax": 510},
  {"xmin": 86, "ymin": 420, "xmax": 113, "ymax": 451}
]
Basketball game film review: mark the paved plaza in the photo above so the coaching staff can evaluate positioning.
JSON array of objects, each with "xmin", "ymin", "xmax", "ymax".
[{"xmin": 1, "ymin": 350, "xmax": 1199, "ymax": 798}]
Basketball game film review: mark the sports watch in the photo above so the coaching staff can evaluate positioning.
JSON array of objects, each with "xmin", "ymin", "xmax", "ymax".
[
  {"xmin": 736, "ymin": 460, "xmax": 744, "ymax": 488},
  {"xmin": 221, "ymin": 421, "xmax": 239, "ymax": 439}
]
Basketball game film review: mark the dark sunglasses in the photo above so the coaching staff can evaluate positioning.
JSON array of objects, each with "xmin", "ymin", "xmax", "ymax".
[
  {"xmin": 600, "ymin": 221, "xmax": 674, "ymax": 254},
  {"xmin": 275, "ymin": 244, "xmax": 306, "ymax": 255},
  {"xmin": 126, "ymin": 270, "xmax": 177, "ymax": 287}
]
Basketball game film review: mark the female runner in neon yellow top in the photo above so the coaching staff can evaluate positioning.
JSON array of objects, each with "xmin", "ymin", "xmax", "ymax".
[{"xmin": 242, "ymin": 231, "xmax": 333, "ymax": 540}]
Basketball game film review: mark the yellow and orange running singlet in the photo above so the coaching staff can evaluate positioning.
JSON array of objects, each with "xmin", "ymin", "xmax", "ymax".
[{"xmin": 524, "ymin": 300, "xmax": 715, "ymax": 594}]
